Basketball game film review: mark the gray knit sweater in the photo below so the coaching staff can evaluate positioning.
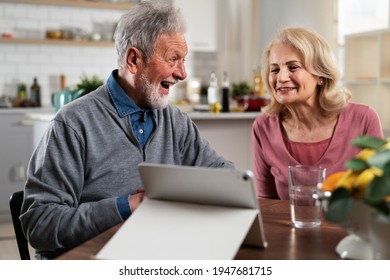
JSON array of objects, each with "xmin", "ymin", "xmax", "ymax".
[{"xmin": 20, "ymin": 84, "xmax": 234, "ymax": 259}]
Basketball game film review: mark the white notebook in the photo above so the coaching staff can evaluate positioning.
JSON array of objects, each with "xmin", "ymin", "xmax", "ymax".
[{"xmin": 96, "ymin": 163, "xmax": 267, "ymax": 260}]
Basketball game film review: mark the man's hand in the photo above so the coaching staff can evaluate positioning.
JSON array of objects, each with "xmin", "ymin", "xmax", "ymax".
[{"xmin": 129, "ymin": 188, "xmax": 145, "ymax": 213}]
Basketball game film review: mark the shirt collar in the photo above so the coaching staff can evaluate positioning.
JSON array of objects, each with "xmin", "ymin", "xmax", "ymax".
[{"xmin": 107, "ymin": 70, "xmax": 157, "ymax": 118}]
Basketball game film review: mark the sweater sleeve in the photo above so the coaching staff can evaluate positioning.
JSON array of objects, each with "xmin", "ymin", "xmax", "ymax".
[{"xmin": 20, "ymin": 120, "xmax": 123, "ymax": 257}]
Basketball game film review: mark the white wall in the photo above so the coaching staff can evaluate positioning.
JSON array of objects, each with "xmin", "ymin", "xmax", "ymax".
[
  {"xmin": 216, "ymin": 0, "xmax": 262, "ymax": 85},
  {"xmin": 215, "ymin": 0, "xmax": 338, "ymax": 86},
  {"xmin": 259, "ymin": 0, "xmax": 338, "ymax": 54}
]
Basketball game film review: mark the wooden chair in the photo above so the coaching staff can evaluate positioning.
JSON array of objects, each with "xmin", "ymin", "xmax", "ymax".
[{"xmin": 9, "ymin": 190, "xmax": 30, "ymax": 260}]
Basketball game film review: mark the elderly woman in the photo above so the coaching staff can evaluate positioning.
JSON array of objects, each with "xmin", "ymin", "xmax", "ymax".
[{"xmin": 252, "ymin": 27, "xmax": 383, "ymax": 199}]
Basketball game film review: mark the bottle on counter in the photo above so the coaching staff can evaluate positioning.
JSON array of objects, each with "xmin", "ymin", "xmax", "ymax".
[
  {"xmin": 30, "ymin": 77, "xmax": 41, "ymax": 107},
  {"xmin": 253, "ymin": 66, "xmax": 264, "ymax": 96},
  {"xmin": 221, "ymin": 71, "xmax": 230, "ymax": 112},
  {"xmin": 207, "ymin": 72, "xmax": 219, "ymax": 112},
  {"xmin": 17, "ymin": 83, "xmax": 27, "ymax": 100},
  {"xmin": 60, "ymin": 74, "xmax": 66, "ymax": 90}
]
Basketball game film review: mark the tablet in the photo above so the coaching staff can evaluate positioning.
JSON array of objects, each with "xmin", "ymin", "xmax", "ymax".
[
  {"xmin": 138, "ymin": 163, "xmax": 267, "ymax": 250},
  {"xmin": 138, "ymin": 163, "xmax": 259, "ymax": 209},
  {"xmin": 96, "ymin": 163, "xmax": 267, "ymax": 260}
]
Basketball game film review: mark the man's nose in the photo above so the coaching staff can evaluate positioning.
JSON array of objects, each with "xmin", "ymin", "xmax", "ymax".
[{"xmin": 174, "ymin": 61, "xmax": 187, "ymax": 80}]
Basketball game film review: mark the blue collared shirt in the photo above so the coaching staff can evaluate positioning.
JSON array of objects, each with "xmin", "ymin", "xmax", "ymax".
[
  {"xmin": 107, "ymin": 70, "xmax": 157, "ymax": 220},
  {"xmin": 107, "ymin": 70, "xmax": 157, "ymax": 149}
]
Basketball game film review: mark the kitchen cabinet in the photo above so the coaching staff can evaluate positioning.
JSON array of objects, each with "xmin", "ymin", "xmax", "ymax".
[
  {"xmin": 173, "ymin": 0, "xmax": 217, "ymax": 52},
  {"xmin": 344, "ymin": 29, "xmax": 390, "ymax": 129},
  {"xmin": 0, "ymin": 110, "xmax": 35, "ymax": 223},
  {"xmin": 191, "ymin": 113, "xmax": 256, "ymax": 170}
]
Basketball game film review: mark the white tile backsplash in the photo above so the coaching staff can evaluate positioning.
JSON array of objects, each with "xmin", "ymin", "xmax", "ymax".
[{"xmin": 0, "ymin": 3, "xmax": 123, "ymax": 107}]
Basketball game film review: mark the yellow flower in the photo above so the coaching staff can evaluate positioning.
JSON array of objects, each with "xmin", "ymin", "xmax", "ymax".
[
  {"xmin": 323, "ymin": 135, "xmax": 390, "ymax": 223},
  {"xmin": 322, "ymin": 152, "xmax": 383, "ymax": 198},
  {"xmin": 336, "ymin": 170, "xmax": 359, "ymax": 191},
  {"xmin": 322, "ymin": 171, "xmax": 347, "ymax": 192},
  {"xmin": 353, "ymin": 168, "xmax": 378, "ymax": 198},
  {"xmin": 356, "ymin": 148, "xmax": 376, "ymax": 162}
]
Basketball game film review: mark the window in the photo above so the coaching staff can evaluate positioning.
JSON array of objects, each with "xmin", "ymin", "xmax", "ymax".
[
  {"xmin": 337, "ymin": 0, "xmax": 389, "ymax": 79},
  {"xmin": 338, "ymin": 0, "xmax": 389, "ymax": 44}
]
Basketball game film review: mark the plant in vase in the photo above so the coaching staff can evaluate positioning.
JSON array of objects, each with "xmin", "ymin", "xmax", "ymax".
[{"xmin": 321, "ymin": 135, "xmax": 390, "ymax": 259}]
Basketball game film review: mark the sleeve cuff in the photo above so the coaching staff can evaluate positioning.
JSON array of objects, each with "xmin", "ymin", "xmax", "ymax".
[{"xmin": 116, "ymin": 194, "xmax": 131, "ymax": 220}]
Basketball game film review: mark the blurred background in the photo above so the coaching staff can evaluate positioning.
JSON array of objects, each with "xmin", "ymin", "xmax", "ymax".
[{"xmin": 0, "ymin": 0, "xmax": 389, "ymax": 259}]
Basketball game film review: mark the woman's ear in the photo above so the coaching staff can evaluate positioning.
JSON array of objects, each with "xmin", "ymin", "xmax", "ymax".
[{"xmin": 125, "ymin": 47, "xmax": 142, "ymax": 74}]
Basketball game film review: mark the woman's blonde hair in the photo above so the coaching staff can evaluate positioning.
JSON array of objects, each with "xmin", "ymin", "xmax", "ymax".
[{"xmin": 261, "ymin": 27, "xmax": 351, "ymax": 116}]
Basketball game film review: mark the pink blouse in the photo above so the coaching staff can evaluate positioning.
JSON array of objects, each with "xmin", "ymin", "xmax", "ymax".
[
  {"xmin": 284, "ymin": 137, "xmax": 330, "ymax": 165},
  {"xmin": 252, "ymin": 103, "xmax": 384, "ymax": 200}
]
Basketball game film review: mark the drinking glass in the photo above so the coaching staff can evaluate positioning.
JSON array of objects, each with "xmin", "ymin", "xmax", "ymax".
[{"xmin": 288, "ymin": 165, "xmax": 326, "ymax": 228}]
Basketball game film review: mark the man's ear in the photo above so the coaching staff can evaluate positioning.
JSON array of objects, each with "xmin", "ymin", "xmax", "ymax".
[{"xmin": 126, "ymin": 47, "xmax": 142, "ymax": 74}]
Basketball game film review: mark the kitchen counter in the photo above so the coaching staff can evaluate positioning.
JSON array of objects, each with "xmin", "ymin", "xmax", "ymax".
[
  {"xmin": 0, "ymin": 107, "xmax": 54, "ymax": 115},
  {"xmin": 187, "ymin": 111, "xmax": 260, "ymax": 120},
  {"xmin": 189, "ymin": 113, "xmax": 257, "ymax": 170},
  {"xmin": 0, "ymin": 108, "xmax": 55, "ymax": 222},
  {"xmin": 24, "ymin": 111, "xmax": 55, "ymax": 122},
  {"xmin": 24, "ymin": 110, "xmax": 260, "ymax": 121}
]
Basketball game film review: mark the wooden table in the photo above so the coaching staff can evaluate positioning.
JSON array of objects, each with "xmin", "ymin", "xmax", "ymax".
[{"xmin": 57, "ymin": 199, "xmax": 348, "ymax": 260}]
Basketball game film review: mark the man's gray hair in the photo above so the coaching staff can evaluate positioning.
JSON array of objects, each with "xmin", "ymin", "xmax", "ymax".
[{"xmin": 114, "ymin": 1, "xmax": 186, "ymax": 69}]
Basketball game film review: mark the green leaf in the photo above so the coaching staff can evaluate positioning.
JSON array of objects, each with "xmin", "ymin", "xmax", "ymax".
[
  {"xmin": 345, "ymin": 158, "xmax": 368, "ymax": 171},
  {"xmin": 351, "ymin": 135, "xmax": 387, "ymax": 149},
  {"xmin": 364, "ymin": 178, "xmax": 390, "ymax": 216},
  {"xmin": 368, "ymin": 150, "xmax": 390, "ymax": 169},
  {"xmin": 326, "ymin": 188, "xmax": 354, "ymax": 224},
  {"xmin": 232, "ymin": 81, "xmax": 252, "ymax": 97},
  {"xmin": 365, "ymin": 167, "xmax": 390, "ymax": 204},
  {"xmin": 75, "ymin": 74, "xmax": 104, "ymax": 94}
]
